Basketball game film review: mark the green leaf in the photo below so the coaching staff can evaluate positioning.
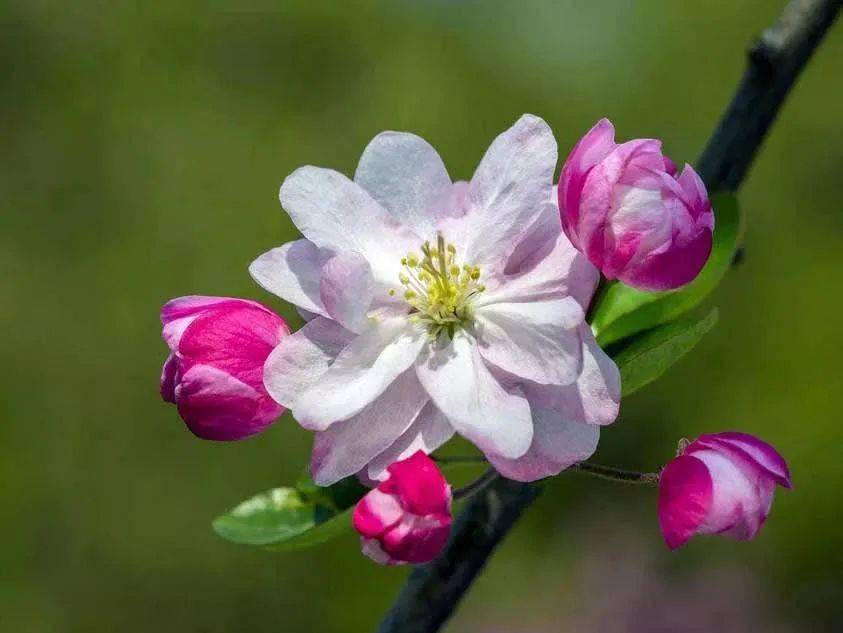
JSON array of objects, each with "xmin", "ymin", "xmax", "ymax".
[
  {"xmin": 213, "ymin": 476, "xmax": 367, "ymax": 550},
  {"xmin": 613, "ymin": 308, "xmax": 719, "ymax": 396},
  {"xmin": 591, "ymin": 192, "xmax": 740, "ymax": 346}
]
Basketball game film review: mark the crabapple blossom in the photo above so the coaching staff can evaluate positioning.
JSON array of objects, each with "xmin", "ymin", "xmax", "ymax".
[
  {"xmin": 160, "ymin": 296, "xmax": 289, "ymax": 440},
  {"xmin": 658, "ymin": 432, "xmax": 792, "ymax": 549},
  {"xmin": 558, "ymin": 118, "xmax": 714, "ymax": 291},
  {"xmin": 352, "ymin": 451, "xmax": 452, "ymax": 565},
  {"xmin": 254, "ymin": 115, "xmax": 620, "ymax": 486}
]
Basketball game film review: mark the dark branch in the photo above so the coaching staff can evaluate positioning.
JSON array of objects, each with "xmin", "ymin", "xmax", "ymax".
[
  {"xmin": 697, "ymin": 0, "xmax": 840, "ymax": 191},
  {"xmin": 377, "ymin": 477, "xmax": 539, "ymax": 633},
  {"xmin": 377, "ymin": 2, "xmax": 840, "ymax": 631}
]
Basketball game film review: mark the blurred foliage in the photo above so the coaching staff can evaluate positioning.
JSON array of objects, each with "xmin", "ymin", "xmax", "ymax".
[{"xmin": 1, "ymin": 1, "xmax": 841, "ymax": 632}]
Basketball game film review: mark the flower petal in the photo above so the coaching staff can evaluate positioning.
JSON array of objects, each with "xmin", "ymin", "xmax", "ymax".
[
  {"xmin": 696, "ymin": 432, "xmax": 791, "ymax": 489},
  {"xmin": 354, "ymin": 131, "xmax": 453, "ymax": 238},
  {"xmin": 559, "ymin": 118, "xmax": 616, "ymax": 247},
  {"xmin": 161, "ymin": 296, "xmax": 256, "ymax": 349},
  {"xmin": 658, "ymin": 454, "xmax": 713, "ymax": 550},
  {"xmin": 367, "ymin": 402, "xmax": 455, "ymax": 482},
  {"xmin": 279, "ymin": 166, "xmax": 418, "ymax": 284},
  {"xmin": 176, "ymin": 364, "xmax": 278, "ymax": 441},
  {"xmin": 487, "ymin": 409, "xmax": 599, "ymax": 482},
  {"xmin": 310, "ymin": 370, "xmax": 429, "ymax": 485},
  {"xmin": 319, "ymin": 251, "xmax": 375, "ymax": 333},
  {"xmin": 353, "ymin": 489, "xmax": 403, "ymax": 538},
  {"xmin": 475, "ymin": 298, "xmax": 584, "ymax": 386},
  {"xmin": 415, "ymin": 331, "xmax": 532, "ymax": 459},
  {"xmin": 263, "ymin": 317, "xmax": 354, "ymax": 413},
  {"xmin": 690, "ymin": 448, "xmax": 767, "ymax": 540},
  {"xmin": 383, "ymin": 451, "xmax": 451, "ymax": 516},
  {"xmin": 455, "ymin": 114, "xmax": 557, "ymax": 273},
  {"xmin": 249, "ymin": 240, "xmax": 331, "ymax": 316},
  {"xmin": 521, "ymin": 323, "xmax": 620, "ymax": 426},
  {"xmin": 293, "ymin": 318, "xmax": 426, "ymax": 429},
  {"xmin": 178, "ymin": 303, "xmax": 288, "ymax": 392},
  {"xmin": 482, "ymin": 222, "xmax": 599, "ymax": 311}
]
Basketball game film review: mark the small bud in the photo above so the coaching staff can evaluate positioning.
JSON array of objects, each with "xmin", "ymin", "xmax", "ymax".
[
  {"xmin": 159, "ymin": 296, "xmax": 289, "ymax": 440},
  {"xmin": 353, "ymin": 451, "xmax": 453, "ymax": 565},
  {"xmin": 559, "ymin": 118, "xmax": 714, "ymax": 291},
  {"xmin": 658, "ymin": 432, "xmax": 791, "ymax": 550}
]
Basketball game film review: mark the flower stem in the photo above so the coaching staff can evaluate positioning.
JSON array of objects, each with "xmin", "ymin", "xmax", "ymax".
[
  {"xmin": 573, "ymin": 462, "xmax": 660, "ymax": 486},
  {"xmin": 438, "ymin": 455, "xmax": 659, "ymax": 487},
  {"xmin": 452, "ymin": 468, "xmax": 499, "ymax": 500}
]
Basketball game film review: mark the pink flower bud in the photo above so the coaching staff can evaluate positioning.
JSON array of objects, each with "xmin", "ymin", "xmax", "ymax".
[
  {"xmin": 658, "ymin": 432, "xmax": 792, "ymax": 549},
  {"xmin": 352, "ymin": 451, "xmax": 452, "ymax": 565},
  {"xmin": 160, "ymin": 296, "xmax": 290, "ymax": 440},
  {"xmin": 559, "ymin": 119, "xmax": 715, "ymax": 291}
]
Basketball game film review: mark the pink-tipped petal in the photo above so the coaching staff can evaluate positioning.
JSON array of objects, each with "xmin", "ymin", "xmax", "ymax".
[
  {"xmin": 695, "ymin": 432, "xmax": 792, "ymax": 489},
  {"xmin": 384, "ymin": 451, "xmax": 451, "ymax": 516},
  {"xmin": 353, "ymin": 489, "xmax": 403, "ymax": 538},
  {"xmin": 160, "ymin": 352, "xmax": 179, "ymax": 403},
  {"xmin": 658, "ymin": 455, "xmax": 713, "ymax": 550},
  {"xmin": 559, "ymin": 118, "xmax": 616, "ymax": 245}
]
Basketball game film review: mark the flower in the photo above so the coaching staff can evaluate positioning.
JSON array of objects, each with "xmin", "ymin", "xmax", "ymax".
[
  {"xmin": 558, "ymin": 118, "xmax": 714, "ymax": 291},
  {"xmin": 658, "ymin": 432, "xmax": 792, "ymax": 549},
  {"xmin": 160, "ymin": 296, "xmax": 290, "ymax": 440},
  {"xmin": 352, "ymin": 451, "xmax": 452, "ymax": 565},
  {"xmin": 254, "ymin": 115, "xmax": 620, "ymax": 485}
]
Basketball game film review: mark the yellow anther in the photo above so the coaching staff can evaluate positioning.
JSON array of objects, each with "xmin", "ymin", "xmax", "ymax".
[
  {"xmin": 388, "ymin": 288, "xmax": 396, "ymax": 296},
  {"xmin": 395, "ymin": 235, "xmax": 484, "ymax": 339}
]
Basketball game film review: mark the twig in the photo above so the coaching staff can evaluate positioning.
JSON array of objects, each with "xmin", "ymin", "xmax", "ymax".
[
  {"xmin": 377, "ymin": 2, "xmax": 839, "ymax": 631},
  {"xmin": 452, "ymin": 468, "xmax": 499, "ymax": 500},
  {"xmin": 377, "ymin": 475, "xmax": 539, "ymax": 633},
  {"xmin": 573, "ymin": 462, "xmax": 659, "ymax": 486},
  {"xmin": 697, "ymin": 0, "xmax": 840, "ymax": 192}
]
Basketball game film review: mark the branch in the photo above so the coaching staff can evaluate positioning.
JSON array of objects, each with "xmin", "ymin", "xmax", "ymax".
[
  {"xmin": 377, "ymin": 476, "xmax": 539, "ymax": 633},
  {"xmin": 697, "ymin": 0, "xmax": 840, "ymax": 191},
  {"xmin": 377, "ymin": 2, "xmax": 839, "ymax": 631}
]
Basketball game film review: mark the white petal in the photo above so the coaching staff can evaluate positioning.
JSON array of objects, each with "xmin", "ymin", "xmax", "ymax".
[
  {"xmin": 249, "ymin": 240, "xmax": 330, "ymax": 316},
  {"xmin": 293, "ymin": 317, "xmax": 427, "ymax": 430},
  {"xmin": 366, "ymin": 402, "xmax": 455, "ymax": 481},
  {"xmin": 319, "ymin": 252, "xmax": 375, "ymax": 333},
  {"xmin": 415, "ymin": 331, "xmax": 532, "ymax": 459},
  {"xmin": 310, "ymin": 370, "xmax": 429, "ymax": 485},
  {"xmin": 480, "ymin": 229, "xmax": 599, "ymax": 311},
  {"xmin": 451, "ymin": 114, "xmax": 557, "ymax": 273},
  {"xmin": 279, "ymin": 166, "xmax": 418, "ymax": 284},
  {"xmin": 354, "ymin": 132, "xmax": 453, "ymax": 238},
  {"xmin": 521, "ymin": 323, "xmax": 620, "ymax": 426},
  {"xmin": 263, "ymin": 317, "xmax": 354, "ymax": 410},
  {"xmin": 488, "ymin": 409, "xmax": 599, "ymax": 482},
  {"xmin": 475, "ymin": 298, "xmax": 584, "ymax": 386}
]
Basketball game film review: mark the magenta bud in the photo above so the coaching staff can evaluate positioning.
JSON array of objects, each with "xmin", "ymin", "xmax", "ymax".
[
  {"xmin": 559, "ymin": 118, "xmax": 715, "ymax": 291},
  {"xmin": 658, "ymin": 431, "xmax": 791, "ymax": 549},
  {"xmin": 160, "ymin": 296, "xmax": 289, "ymax": 440},
  {"xmin": 352, "ymin": 451, "xmax": 452, "ymax": 565}
]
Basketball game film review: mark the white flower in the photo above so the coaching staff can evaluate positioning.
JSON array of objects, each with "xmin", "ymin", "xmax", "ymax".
[{"xmin": 252, "ymin": 115, "xmax": 620, "ymax": 485}]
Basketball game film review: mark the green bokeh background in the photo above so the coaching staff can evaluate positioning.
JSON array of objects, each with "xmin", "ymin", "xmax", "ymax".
[{"xmin": 2, "ymin": 1, "xmax": 841, "ymax": 631}]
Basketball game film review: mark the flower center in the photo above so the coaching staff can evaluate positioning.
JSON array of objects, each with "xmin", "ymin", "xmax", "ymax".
[{"xmin": 390, "ymin": 234, "xmax": 485, "ymax": 339}]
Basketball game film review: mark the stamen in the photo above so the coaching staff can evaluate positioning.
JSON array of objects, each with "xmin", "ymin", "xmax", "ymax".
[{"xmin": 395, "ymin": 234, "xmax": 485, "ymax": 338}]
